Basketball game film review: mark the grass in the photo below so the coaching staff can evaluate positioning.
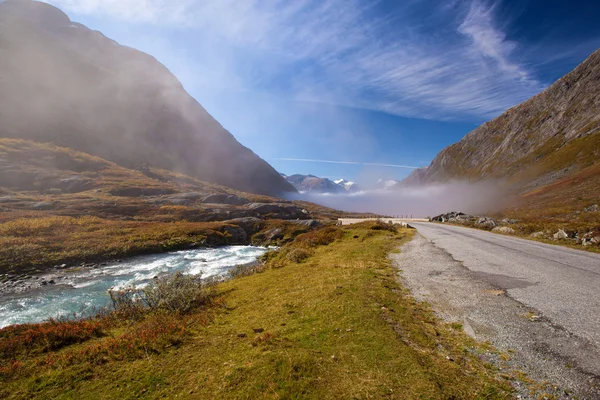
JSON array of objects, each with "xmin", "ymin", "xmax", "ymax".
[{"xmin": 0, "ymin": 222, "xmax": 513, "ymax": 399}]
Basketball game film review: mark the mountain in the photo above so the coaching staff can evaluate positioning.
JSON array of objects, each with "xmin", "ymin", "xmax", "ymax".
[
  {"xmin": 405, "ymin": 49, "xmax": 600, "ymax": 194},
  {"xmin": 282, "ymin": 174, "xmax": 347, "ymax": 194},
  {"xmin": 334, "ymin": 179, "xmax": 360, "ymax": 193},
  {"xmin": 0, "ymin": 0, "xmax": 295, "ymax": 196}
]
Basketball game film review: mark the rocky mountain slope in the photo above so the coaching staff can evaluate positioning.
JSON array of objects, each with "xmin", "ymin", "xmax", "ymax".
[
  {"xmin": 404, "ymin": 49, "xmax": 600, "ymax": 193},
  {"xmin": 0, "ymin": 0, "xmax": 294, "ymax": 196}
]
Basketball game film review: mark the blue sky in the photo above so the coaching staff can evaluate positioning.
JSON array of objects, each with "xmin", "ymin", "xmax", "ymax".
[{"xmin": 45, "ymin": 0, "xmax": 600, "ymax": 183}]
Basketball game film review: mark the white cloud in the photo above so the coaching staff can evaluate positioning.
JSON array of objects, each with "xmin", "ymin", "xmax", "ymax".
[{"xmin": 46, "ymin": 0, "xmax": 547, "ymax": 121}]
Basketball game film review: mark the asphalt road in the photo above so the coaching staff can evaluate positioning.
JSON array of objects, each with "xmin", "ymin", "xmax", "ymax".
[
  {"xmin": 410, "ymin": 222, "xmax": 600, "ymax": 347},
  {"xmin": 395, "ymin": 223, "xmax": 600, "ymax": 397}
]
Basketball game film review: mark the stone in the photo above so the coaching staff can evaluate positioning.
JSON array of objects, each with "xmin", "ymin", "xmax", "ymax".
[
  {"xmin": 553, "ymin": 229, "xmax": 568, "ymax": 240},
  {"xmin": 224, "ymin": 217, "xmax": 265, "ymax": 236},
  {"xmin": 476, "ymin": 217, "xmax": 497, "ymax": 229},
  {"xmin": 220, "ymin": 225, "xmax": 247, "ymax": 244},
  {"xmin": 530, "ymin": 231, "xmax": 546, "ymax": 238},
  {"xmin": 584, "ymin": 204, "xmax": 599, "ymax": 213},
  {"xmin": 289, "ymin": 219, "xmax": 322, "ymax": 228},
  {"xmin": 492, "ymin": 226, "xmax": 516, "ymax": 235}
]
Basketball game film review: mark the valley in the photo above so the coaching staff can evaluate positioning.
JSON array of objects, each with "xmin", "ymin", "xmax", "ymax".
[{"xmin": 1, "ymin": 0, "xmax": 600, "ymax": 399}]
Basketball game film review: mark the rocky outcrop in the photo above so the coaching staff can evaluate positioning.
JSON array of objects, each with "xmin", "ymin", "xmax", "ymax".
[
  {"xmin": 246, "ymin": 203, "xmax": 308, "ymax": 219},
  {"xmin": 430, "ymin": 212, "xmax": 475, "ymax": 224},
  {"xmin": 224, "ymin": 217, "xmax": 265, "ymax": 236},
  {"xmin": 0, "ymin": 0, "xmax": 295, "ymax": 196},
  {"xmin": 108, "ymin": 187, "xmax": 176, "ymax": 197},
  {"xmin": 201, "ymin": 194, "xmax": 250, "ymax": 205}
]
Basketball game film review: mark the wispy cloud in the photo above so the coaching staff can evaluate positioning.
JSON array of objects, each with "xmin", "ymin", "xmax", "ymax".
[
  {"xmin": 47, "ymin": 0, "xmax": 547, "ymax": 121},
  {"xmin": 270, "ymin": 158, "xmax": 420, "ymax": 169}
]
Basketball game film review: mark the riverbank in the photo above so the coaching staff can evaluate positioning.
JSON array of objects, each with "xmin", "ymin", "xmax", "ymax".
[
  {"xmin": 0, "ymin": 216, "xmax": 317, "ymax": 277},
  {"xmin": 1, "ymin": 222, "xmax": 513, "ymax": 399}
]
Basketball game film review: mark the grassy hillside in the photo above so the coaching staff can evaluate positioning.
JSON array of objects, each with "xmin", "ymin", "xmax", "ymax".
[
  {"xmin": 0, "ymin": 139, "xmax": 357, "ymax": 274},
  {"xmin": 0, "ymin": 223, "xmax": 514, "ymax": 399}
]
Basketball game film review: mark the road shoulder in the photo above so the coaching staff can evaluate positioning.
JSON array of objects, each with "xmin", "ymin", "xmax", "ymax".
[{"xmin": 392, "ymin": 233, "xmax": 600, "ymax": 399}]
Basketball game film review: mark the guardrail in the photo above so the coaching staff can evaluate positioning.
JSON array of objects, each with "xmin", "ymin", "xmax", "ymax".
[{"xmin": 337, "ymin": 218, "xmax": 429, "ymax": 226}]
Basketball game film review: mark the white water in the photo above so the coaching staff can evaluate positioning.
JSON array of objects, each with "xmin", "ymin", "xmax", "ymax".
[{"xmin": 0, "ymin": 246, "xmax": 268, "ymax": 328}]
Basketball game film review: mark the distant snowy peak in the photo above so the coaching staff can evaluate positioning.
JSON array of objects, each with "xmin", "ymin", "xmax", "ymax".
[
  {"xmin": 334, "ymin": 179, "xmax": 360, "ymax": 193},
  {"xmin": 281, "ymin": 174, "xmax": 361, "ymax": 194},
  {"xmin": 283, "ymin": 174, "xmax": 346, "ymax": 194}
]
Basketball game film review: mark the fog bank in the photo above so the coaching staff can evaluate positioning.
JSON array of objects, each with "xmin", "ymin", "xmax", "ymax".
[{"xmin": 287, "ymin": 181, "xmax": 508, "ymax": 217}]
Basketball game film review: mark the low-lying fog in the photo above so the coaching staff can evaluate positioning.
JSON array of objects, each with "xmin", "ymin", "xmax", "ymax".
[{"xmin": 288, "ymin": 181, "xmax": 506, "ymax": 217}]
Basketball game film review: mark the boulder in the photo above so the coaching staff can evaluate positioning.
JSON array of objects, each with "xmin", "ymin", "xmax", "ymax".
[
  {"xmin": 202, "ymin": 194, "xmax": 250, "ymax": 206},
  {"xmin": 584, "ymin": 204, "xmax": 599, "ymax": 213},
  {"xmin": 290, "ymin": 219, "xmax": 322, "ymax": 228},
  {"xmin": 220, "ymin": 225, "xmax": 247, "ymax": 244},
  {"xmin": 492, "ymin": 226, "xmax": 516, "ymax": 235},
  {"xmin": 553, "ymin": 229, "xmax": 568, "ymax": 240},
  {"xmin": 263, "ymin": 227, "xmax": 284, "ymax": 242},
  {"xmin": 224, "ymin": 217, "xmax": 265, "ymax": 236},
  {"xmin": 476, "ymin": 217, "xmax": 497, "ymax": 229}
]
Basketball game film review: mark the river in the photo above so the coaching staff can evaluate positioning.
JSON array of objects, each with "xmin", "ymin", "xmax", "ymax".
[{"xmin": 0, "ymin": 245, "xmax": 269, "ymax": 328}]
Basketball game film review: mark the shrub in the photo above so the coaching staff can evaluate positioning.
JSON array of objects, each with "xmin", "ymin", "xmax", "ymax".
[
  {"xmin": 0, "ymin": 319, "xmax": 104, "ymax": 359},
  {"xmin": 285, "ymin": 248, "xmax": 314, "ymax": 263},
  {"xmin": 227, "ymin": 263, "xmax": 267, "ymax": 279},
  {"xmin": 294, "ymin": 226, "xmax": 343, "ymax": 248},
  {"xmin": 108, "ymin": 272, "xmax": 216, "ymax": 318},
  {"xmin": 369, "ymin": 221, "xmax": 398, "ymax": 232}
]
